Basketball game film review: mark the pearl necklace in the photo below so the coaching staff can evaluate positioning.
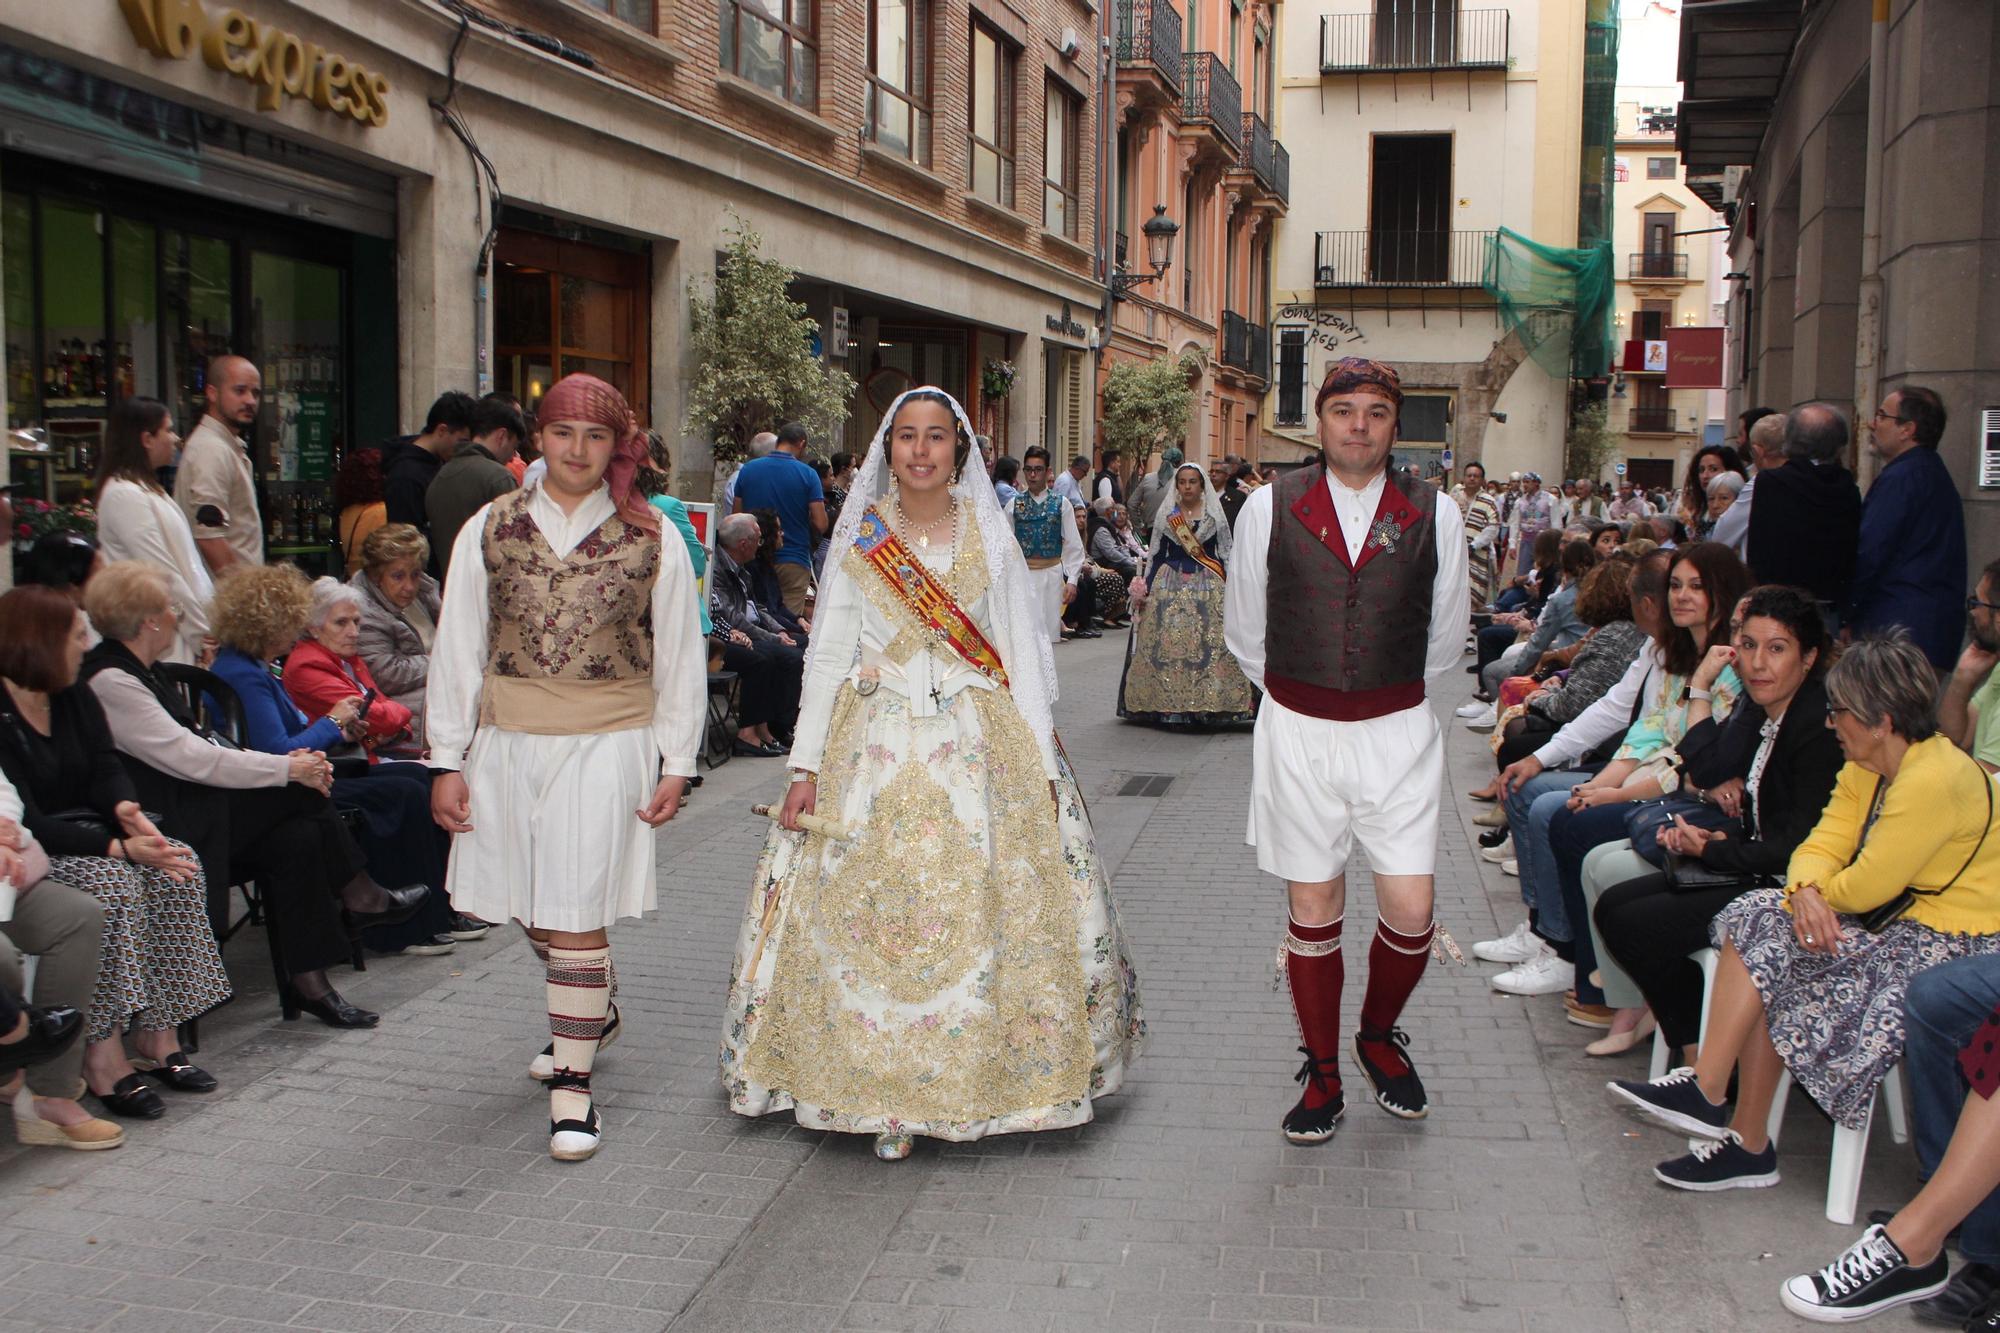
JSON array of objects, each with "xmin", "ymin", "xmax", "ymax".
[{"xmin": 891, "ymin": 492, "xmax": 957, "ymax": 551}]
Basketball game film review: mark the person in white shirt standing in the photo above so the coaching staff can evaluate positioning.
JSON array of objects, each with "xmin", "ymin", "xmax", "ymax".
[
  {"xmin": 173, "ymin": 355, "xmax": 264, "ymax": 575},
  {"xmin": 427, "ymin": 374, "xmax": 704, "ymax": 1163},
  {"xmin": 1005, "ymin": 447, "xmax": 1086, "ymax": 646},
  {"xmin": 1224, "ymin": 357, "xmax": 1468, "ymax": 1145},
  {"xmin": 93, "ymin": 397, "xmax": 211, "ymax": 664}
]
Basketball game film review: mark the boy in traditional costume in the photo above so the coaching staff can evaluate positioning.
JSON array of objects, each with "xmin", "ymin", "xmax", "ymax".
[
  {"xmin": 427, "ymin": 374, "xmax": 705, "ymax": 1162},
  {"xmin": 1006, "ymin": 446, "xmax": 1085, "ymax": 645},
  {"xmin": 1223, "ymin": 358, "xmax": 1469, "ymax": 1142},
  {"xmin": 719, "ymin": 388, "xmax": 1143, "ymax": 1160}
]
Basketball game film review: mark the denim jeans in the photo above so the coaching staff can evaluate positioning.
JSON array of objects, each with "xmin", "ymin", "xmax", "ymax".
[
  {"xmin": 1492, "ymin": 585, "xmax": 1530, "ymax": 614},
  {"xmin": 1903, "ymin": 954, "xmax": 2000, "ymax": 1265},
  {"xmin": 1546, "ymin": 800, "xmax": 1644, "ymax": 1007},
  {"xmin": 1506, "ymin": 767, "xmax": 1594, "ymax": 928}
]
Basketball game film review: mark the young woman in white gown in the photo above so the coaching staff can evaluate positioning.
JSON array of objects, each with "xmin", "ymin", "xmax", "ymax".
[{"xmin": 719, "ymin": 387, "xmax": 1145, "ymax": 1160}]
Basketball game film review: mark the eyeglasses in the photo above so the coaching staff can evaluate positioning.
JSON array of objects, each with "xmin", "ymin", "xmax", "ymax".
[
  {"xmin": 1970, "ymin": 596, "xmax": 2000, "ymax": 613},
  {"xmin": 1825, "ymin": 705, "xmax": 1852, "ymax": 720},
  {"xmin": 1871, "ymin": 408, "xmax": 1911, "ymax": 425}
]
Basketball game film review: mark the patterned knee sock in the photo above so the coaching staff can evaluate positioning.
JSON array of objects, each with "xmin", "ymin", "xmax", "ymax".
[
  {"xmin": 1359, "ymin": 918, "xmax": 1434, "ymax": 1077},
  {"xmin": 545, "ymin": 945, "xmax": 611, "ymax": 1125},
  {"xmin": 1284, "ymin": 917, "xmax": 1344, "ymax": 1108}
]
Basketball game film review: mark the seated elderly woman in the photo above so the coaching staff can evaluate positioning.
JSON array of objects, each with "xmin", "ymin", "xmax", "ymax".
[
  {"xmin": 209, "ymin": 564, "xmax": 460, "ymax": 958},
  {"xmin": 78, "ymin": 562, "xmax": 426, "ymax": 1029},
  {"xmin": 349, "ymin": 524, "xmax": 442, "ymax": 745},
  {"xmin": 0, "ymin": 584, "xmax": 226, "ymax": 1123},
  {"xmin": 287, "ymin": 577, "xmax": 418, "ymax": 762},
  {"xmin": 1609, "ymin": 633, "xmax": 2000, "ymax": 1192}
]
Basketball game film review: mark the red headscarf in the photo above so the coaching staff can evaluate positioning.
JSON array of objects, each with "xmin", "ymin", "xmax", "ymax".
[{"xmin": 536, "ymin": 373, "xmax": 660, "ymax": 534}]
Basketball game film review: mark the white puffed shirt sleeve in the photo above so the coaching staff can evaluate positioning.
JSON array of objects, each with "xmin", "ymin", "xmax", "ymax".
[
  {"xmin": 0, "ymin": 768, "xmax": 20, "ymax": 823},
  {"xmin": 424, "ymin": 504, "xmax": 496, "ymax": 770},
  {"xmin": 650, "ymin": 534, "xmax": 707, "ymax": 778},
  {"xmin": 1060, "ymin": 501, "xmax": 1085, "ymax": 584},
  {"xmin": 1426, "ymin": 492, "xmax": 1469, "ymax": 689},
  {"xmin": 784, "ymin": 565, "xmax": 865, "ymax": 777},
  {"xmin": 1223, "ymin": 483, "xmax": 1274, "ymax": 691}
]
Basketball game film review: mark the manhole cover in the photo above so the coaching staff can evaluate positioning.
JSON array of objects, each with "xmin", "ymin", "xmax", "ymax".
[{"xmin": 1116, "ymin": 774, "xmax": 1176, "ymax": 798}]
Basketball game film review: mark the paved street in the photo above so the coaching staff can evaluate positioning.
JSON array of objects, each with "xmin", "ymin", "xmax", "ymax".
[{"xmin": 0, "ymin": 632, "xmax": 1930, "ymax": 1333}]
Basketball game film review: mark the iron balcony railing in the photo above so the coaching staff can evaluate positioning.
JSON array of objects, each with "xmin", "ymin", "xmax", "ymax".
[
  {"xmin": 1320, "ymin": 7, "xmax": 1510, "ymax": 73},
  {"xmin": 1313, "ymin": 229, "xmax": 1495, "ymax": 288},
  {"xmin": 1240, "ymin": 112, "xmax": 1288, "ymax": 203},
  {"xmin": 1114, "ymin": 0, "xmax": 1183, "ymax": 92},
  {"xmin": 1221, "ymin": 310, "xmax": 1270, "ymax": 380},
  {"xmin": 1629, "ymin": 251, "xmax": 1690, "ymax": 279},
  {"xmin": 1181, "ymin": 53, "xmax": 1242, "ymax": 155},
  {"xmin": 1271, "ymin": 140, "xmax": 1290, "ymax": 204},
  {"xmin": 1629, "ymin": 407, "xmax": 1678, "ymax": 434}
]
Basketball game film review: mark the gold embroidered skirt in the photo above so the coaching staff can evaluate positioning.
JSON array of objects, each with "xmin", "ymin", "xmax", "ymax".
[
  {"xmin": 1117, "ymin": 564, "xmax": 1254, "ymax": 724},
  {"xmin": 721, "ymin": 680, "xmax": 1145, "ymax": 1140}
]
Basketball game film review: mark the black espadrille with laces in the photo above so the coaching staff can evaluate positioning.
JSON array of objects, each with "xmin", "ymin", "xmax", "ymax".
[
  {"xmin": 547, "ymin": 1071, "xmax": 602, "ymax": 1162},
  {"xmin": 1352, "ymin": 1026, "xmax": 1429, "ymax": 1120},
  {"xmin": 1281, "ymin": 1049, "xmax": 1344, "ymax": 1144}
]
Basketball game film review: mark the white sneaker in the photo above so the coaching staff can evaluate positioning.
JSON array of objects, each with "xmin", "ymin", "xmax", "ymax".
[
  {"xmin": 1462, "ymin": 706, "xmax": 1497, "ymax": 731},
  {"xmin": 1454, "ymin": 700, "xmax": 1489, "ymax": 718},
  {"xmin": 1492, "ymin": 951, "xmax": 1574, "ymax": 996},
  {"xmin": 1479, "ymin": 837, "xmax": 1513, "ymax": 864},
  {"xmin": 1501, "ymin": 858, "xmax": 1519, "ymax": 876},
  {"xmin": 1471, "ymin": 920, "xmax": 1538, "ymax": 964}
]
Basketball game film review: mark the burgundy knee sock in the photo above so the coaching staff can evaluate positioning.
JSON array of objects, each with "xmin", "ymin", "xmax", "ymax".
[
  {"xmin": 1285, "ymin": 916, "xmax": 1344, "ymax": 1107},
  {"xmin": 1359, "ymin": 917, "xmax": 1434, "ymax": 1077}
]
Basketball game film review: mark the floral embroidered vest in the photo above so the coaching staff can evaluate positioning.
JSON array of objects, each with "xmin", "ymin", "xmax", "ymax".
[
  {"xmin": 1264, "ymin": 464, "xmax": 1437, "ymax": 721},
  {"xmin": 479, "ymin": 489, "xmax": 658, "ymax": 734},
  {"xmin": 1012, "ymin": 491, "xmax": 1066, "ymax": 561}
]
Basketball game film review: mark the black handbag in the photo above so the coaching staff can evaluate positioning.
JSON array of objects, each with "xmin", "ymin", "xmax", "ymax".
[
  {"xmin": 1662, "ymin": 851, "xmax": 1763, "ymax": 894},
  {"xmin": 1856, "ymin": 767, "xmax": 1993, "ymax": 933}
]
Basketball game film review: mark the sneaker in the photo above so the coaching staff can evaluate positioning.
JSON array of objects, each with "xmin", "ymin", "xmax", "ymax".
[
  {"xmin": 1472, "ymin": 920, "xmax": 1539, "ymax": 964},
  {"xmin": 1455, "ymin": 701, "xmax": 1489, "ymax": 718},
  {"xmin": 1352, "ymin": 1028, "xmax": 1429, "ymax": 1120},
  {"xmin": 444, "ymin": 914, "xmax": 491, "ymax": 942},
  {"xmin": 1479, "ymin": 837, "xmax": 1514, "ymax": 864},
  {"xmin": 1655, "ymin": 1131, "xmax": 1780, "ymax": 1192},
  {"xmin": 1281, "ymin": 1048, "xmax": 1344, "ymax": 1144},
  {"xmin": 529, "ymin": 1003, "xmax": 622, "ymax": 1082},
  {"xmin": 1501, "ymin": 858, "xmax": 1519, "ymax": 876},
  {"xmin": 1781, "ymin": 1225, "xmax": 1949, "ymax": 1321},
  {"xmin": 402, "ymin": 936, "xmax": 458, "ymax": 956},
  {"xmin": 1476, "ymin": 824, "xmax": 1511, "ymax": 848},
  {"xmin": 1607, "ymin": 1066, "xmax": 1731, "ymax": 1139},
  {"xmin": 1491, "ymin": 951, "xmax": 1573, "ymax": 996},
  {"xmin": 1462, "ymin": 706, "xmax": 1497, "ymax": 731}
]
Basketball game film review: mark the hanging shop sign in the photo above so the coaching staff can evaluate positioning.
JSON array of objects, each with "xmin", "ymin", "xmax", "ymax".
[{"xmin": 118, "ymin": 0, "xmax": 391, "ymax": 128}]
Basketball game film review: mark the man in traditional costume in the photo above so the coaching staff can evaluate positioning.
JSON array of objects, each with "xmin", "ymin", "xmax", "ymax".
[
  {"xmin": 1223, "ymin": 357, "xmax": 1469, "ymax": 1143},
  {"xmin": 1006, "ymin": 446, "xmax": 1085, "ymax": 646},
  {"xmin": 427, "ymin": 374, "xmax": 705, "ymax": 1163}
]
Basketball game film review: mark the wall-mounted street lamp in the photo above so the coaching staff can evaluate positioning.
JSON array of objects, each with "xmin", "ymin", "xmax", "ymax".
[{"xmin": 1110, "ymin": 205, "xmax": 1180, "ymax": 301}]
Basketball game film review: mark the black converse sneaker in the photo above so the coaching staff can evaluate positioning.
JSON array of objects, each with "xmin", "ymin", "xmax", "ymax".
[
  {"xmin": 1352, "ymin": 1027, "xmax": 1429, "ymax": 1120},
  {"xmin": 1653, "ymin": 1131, "xmax": 1779, "ymax": 1192},
  {"xmin": 1281, "ymin": 1048, "xmax": 1344, "ymax": 1144},
  {"xmin": 1780, "ymin": 1224, "xmax": 1950, "ymax": 1321},
  {"xmin": 1607, "ymin": 1066, "xmax": 1731, "ymax": 1138}
]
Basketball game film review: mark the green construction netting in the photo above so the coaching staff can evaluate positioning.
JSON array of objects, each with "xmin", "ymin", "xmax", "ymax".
[{"xmin": 1479, "ymin": 0, "xmax": 1618, "ymax": 380}]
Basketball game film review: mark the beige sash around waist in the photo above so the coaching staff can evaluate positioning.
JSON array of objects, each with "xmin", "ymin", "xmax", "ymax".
[
  {"xmin": 1025, "ymin": 556, "xmax": 1064, "ymax": 571},
  {"xmin": 478, "ymin": 674, "xmax": 653, "ymax": 735}
]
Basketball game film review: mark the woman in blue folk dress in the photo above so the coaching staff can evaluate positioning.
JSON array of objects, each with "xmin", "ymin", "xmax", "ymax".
[{"xmin": 1118, "ymin": 463, "xmax": 1254, "ymax": 727}]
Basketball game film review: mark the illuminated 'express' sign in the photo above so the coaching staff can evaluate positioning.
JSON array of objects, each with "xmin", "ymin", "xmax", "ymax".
[{"xmin": 119, "ymin": 0, "xmax": 390, "ymax": 127}]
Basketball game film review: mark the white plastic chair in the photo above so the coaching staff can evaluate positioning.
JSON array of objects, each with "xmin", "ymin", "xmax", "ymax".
[
  {"xmin": 1649, "ymin": 946, "xmax": 1720, "ymax": 1079},
  {"xmin": 1766, "ymin": 1062, "xmax": 1908, "ymax": 1225}
]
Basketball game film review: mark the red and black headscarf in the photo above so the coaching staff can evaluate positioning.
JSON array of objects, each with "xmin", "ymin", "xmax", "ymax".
[
  {"xmin": 1313, "ymin": 356, "xmax": 1404, "ymax": 415},
  {"xmin": 537, "ymin": 373, "xmax": 661, "ymax": 534}
]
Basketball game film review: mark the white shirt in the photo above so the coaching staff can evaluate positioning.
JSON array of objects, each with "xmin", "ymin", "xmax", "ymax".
[
  {"xmin": 425, "ymin": 484, "xmax": 707, "ymax": 776},
  {"xmin": 1709, "ymin": 472, "xmax": 1755, "ymax": 557},
  {"xmin": 1052, "ymin": 471, "xmax": 1087, "ymax": 512},
  {"xmin": 522, "ymin": 457, "xmax": 547, "ymax": 490},
  {"xmin": 95, "ymin": 477, "xmax": 215, "ymax": 663},
  {"xmin": 1005, "ymin": 488, "xmax": 1086, "ymax": 583},
  {"xmin": 1531, "ymin": 646, "xmax": 1663, "ymax": 769},
  {"xmin": 1223, "ymin": 473, "xmax": 1469, "ymax": 695},
  {"xmin": 173, "ymin": 414, "xmax": 263, "ymax": 568}
]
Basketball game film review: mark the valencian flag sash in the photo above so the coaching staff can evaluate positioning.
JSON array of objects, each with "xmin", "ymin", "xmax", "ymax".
[
  {"xmin": 1166, "ymin": 510, "xmax": 1228, "ymax": 580},
  {"xmin": 853, "ymin": 508, "xmax": 1011, "ymax": 688}
]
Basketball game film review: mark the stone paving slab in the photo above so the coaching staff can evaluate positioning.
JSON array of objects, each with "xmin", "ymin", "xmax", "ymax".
[{"xmin": 0, "ymin": 633, "xmax": 1932, "ymax": 1332}]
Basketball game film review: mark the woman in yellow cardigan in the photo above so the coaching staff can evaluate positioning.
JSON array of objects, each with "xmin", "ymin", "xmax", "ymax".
[{"xmin": 1608, "ymin": 633, "xmax": 2000, "ymax": 1192}]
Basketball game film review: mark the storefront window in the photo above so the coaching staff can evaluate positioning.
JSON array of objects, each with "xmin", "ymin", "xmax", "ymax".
[
  {"xmin": 4, "ymin": 192, "xmax": 32, "ymax": 427},
  {"xmin": 163, "ymin": 229, "xmax": 235, "ymax": 440},
  {"xmin": 112, "ymin": 220, "xmax": 156, "ymax": 406},
  {"xmin": 251, "ymin": 251, "xmax": 345, "ymax": 554}
]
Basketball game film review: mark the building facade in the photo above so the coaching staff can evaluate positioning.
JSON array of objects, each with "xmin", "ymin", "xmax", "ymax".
[
  {"xmin": 1265, "ymin": 0, "xmax": 1592, "ymax": 479},
  {"xmin": 1679, "ymin": 0, "xmax": 1998, "ymax": 558},
  {"xmin": 1101, "ymin": 0, "xmax": 1288, "ymax": 476},
  {"xmin": 0, "ymin": 0, "xmax": 1112, "ymax": 581}
]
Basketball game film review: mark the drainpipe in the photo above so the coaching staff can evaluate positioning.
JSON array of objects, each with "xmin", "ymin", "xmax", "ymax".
[{"xmin": 1852, "ymin": 0, "xmax": 1888, "ymax": 485}]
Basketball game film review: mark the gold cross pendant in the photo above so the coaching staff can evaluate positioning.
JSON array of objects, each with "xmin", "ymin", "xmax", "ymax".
[{"xmin": 1319, "ymin": 526, "xmax": 1329, "ymax": 541}]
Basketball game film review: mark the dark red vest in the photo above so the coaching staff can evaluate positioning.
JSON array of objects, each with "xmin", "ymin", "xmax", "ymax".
[{"xmin": 1265, "ymin": 464, "xmax": 1438, "ymax": 721}]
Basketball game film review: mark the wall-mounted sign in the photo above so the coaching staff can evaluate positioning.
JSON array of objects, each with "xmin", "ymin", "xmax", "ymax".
[
  {"xmin": 829, "ymin": 306, "xmax": 850, "ymax": 357},
  {"xmin": 1665, "ymin": 326, "xmax": 1725, "ymax": 388},
  {"xmin": 1277, "ymin": 304, "xmax": 1367, "ymax": 348},
  {"xmin": 1046, "ymin": 301, "xmax": 1087, "ymax": 341},
  {"xmin": 119, "ymin": 0, "xmax": 391, "ymax": 127},
  {"xmin": 1981, "ymin": 410, "xmax": 2000, "ymax": 489},
  {"xmin": 1621, "ymin": 339, "xmax": 1668, "ymax": 373}
]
